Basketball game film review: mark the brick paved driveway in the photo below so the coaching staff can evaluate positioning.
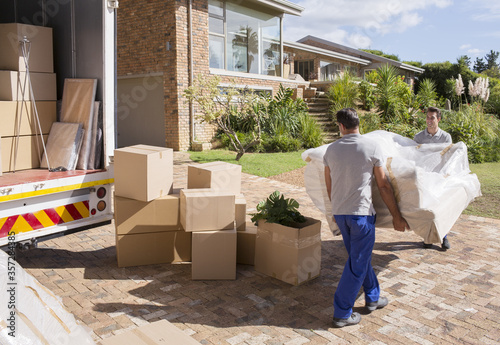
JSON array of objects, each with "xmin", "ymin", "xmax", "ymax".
[{"xmin": 14, "ymin": 155, "xmax": 500, "ymax": 344}]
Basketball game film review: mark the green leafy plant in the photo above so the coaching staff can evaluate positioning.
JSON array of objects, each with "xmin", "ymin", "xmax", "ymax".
[
  {"xmin": 250, "ymin": 191, "xmax": 306, "ymax": 226},
  {"xmin": 327, "ymin": 71, "xmax": 359, "ymax": 113}
]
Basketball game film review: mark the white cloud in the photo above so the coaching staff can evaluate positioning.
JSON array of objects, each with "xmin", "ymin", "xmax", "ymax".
[
  {"xmin": 460, "ymin": 44, "xmax": 471, "ymax": 50},
  {"xmin": 468, "ymin": 0, "xmax": 500, "ymax": 21},
  {"xmin": 284, "ymin": 0, "xmax": 452, "ymax": 47},
  {"xmin": 467, "ymin": 48, "xmax": 483, "ymax": 56}
]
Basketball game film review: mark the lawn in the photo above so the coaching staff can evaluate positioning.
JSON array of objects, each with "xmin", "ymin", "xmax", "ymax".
[
  {"xmin": 189, "ymin": 150, "xmax": 500, "ymax": 220},
  {"xmin": 188, "ymin": 149, "xmax": 307, "ymax": 177}
]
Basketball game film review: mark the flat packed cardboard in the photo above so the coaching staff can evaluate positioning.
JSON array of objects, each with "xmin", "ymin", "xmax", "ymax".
[
  {"xmin": 40, "ymin": 122, "xmax": 83, "ymax": 171},
  {"xmin": 60, "ymin": 78, "xmax": 97, "ymax": 170},
  {"xmin": 0, "ymin": 71, "xmax": 56, "ymax": 101},
  {"xmin": 235, "ymin": 194, "xmax": 247, "ymax": 231},
  {"xmin": 1, "ymin": 134, "xmax": 48, "ymax": 172},
  {"xmin": 0, "ymin": 101, "xmax": 56, "ymax": 137},
  {"xmin": 98, "ymin": 320, "xmax": 201, "ymax": 345},
  {"xmin": 180, "ymin": 189, "xmax": 235, "ymax": 232},
  {"xmin": 237, "ymin": 223, "xmax": 257, "ymax": 265},
  {"xmin": 114, "ymin": 194, "xmax": 181, "ymax": 235},
  {"xmin": 255, "ymin": 217, "xmax": 322, "ymax": 286},
  {"xmin": 192, "ymin": 228, "xmax": 237, "ymax": 280},
  {"xmin": 187, "ymin": 161, "xmax": 242, "ymax": 194},
  {"xmin": 114, "ymin": 145, "xmax": 174, "ymax": 202},
  {"xmin": 0, "ymin": 23, "xmax": 54, "ymax": 73},
  {"xmin": 116, "ymin": 230, "xmax": 191, "ymax": 267}
]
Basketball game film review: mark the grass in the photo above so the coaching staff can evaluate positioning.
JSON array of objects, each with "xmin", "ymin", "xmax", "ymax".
[
  {"xmin": 188, "ymin": 149, "xmax": 306, "ymax": 177},
  {"xmin": 464, "ymin": 162, "xmax": 500, "ymax": 219},
  {"xmin": 189, "ymin": 150, "xmax": 499, "ymax": 220}
]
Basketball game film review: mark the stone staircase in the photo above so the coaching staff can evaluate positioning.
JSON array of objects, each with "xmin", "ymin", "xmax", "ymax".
[{"xmin": 304, "ymin": 91, "xmax": 339, "ymax": 143}]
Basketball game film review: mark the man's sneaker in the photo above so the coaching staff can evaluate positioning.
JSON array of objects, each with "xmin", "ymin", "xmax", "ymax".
[
  {"xmin": 442, "ymin": 237, "xmax": 450, "ymax": 250},
  {"xmin": 366, "ymin": 296, "xmax": 389, "ymax": 312},
  {"xmin": 423, "ymin": 242, "xmax": 433, "ymax": 249},
  {"xmin": 332, "ymin": 312, "xmax": 361, "ymax": 328}
]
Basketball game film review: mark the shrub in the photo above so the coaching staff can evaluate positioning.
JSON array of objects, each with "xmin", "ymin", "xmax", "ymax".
[
  {"xmin": 416, "ymin": 78, "xmax": 437, "ymax": 108},
  {"xmin": 262, "ymin": 134, "xmax": 302, "ymax": 152},
  {"xmin": 359, "ymin": 112, "xmax": 381, "ymax": 134},
  {"xmin": 298, "ymin": 113, "xmax": 324, "ymax": 148},
  {"xmin": 358, "ymin": 80, "xmax": 375, "ymax": 111},
  {"xmin": 327, "ymin": 71, "xmax": 359, "ymax": 113}
]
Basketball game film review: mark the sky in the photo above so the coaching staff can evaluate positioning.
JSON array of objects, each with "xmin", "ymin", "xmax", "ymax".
[{"xmin": 283, "ymin": 0, "xmax": 500, "ymax": 66}]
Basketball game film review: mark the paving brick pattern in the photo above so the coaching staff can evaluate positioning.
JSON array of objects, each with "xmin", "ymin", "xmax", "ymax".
[{"xmin": 15, "ymin": 154, "xmax": 500, "ymax": 344}]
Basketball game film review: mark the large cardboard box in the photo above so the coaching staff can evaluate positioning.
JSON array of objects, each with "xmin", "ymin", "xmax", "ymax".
[
  {"xmin": 237, "ymin": 223, "xmax": 256, "ymax": 265},
  {"xmin": 235, "ymin": 194, "xmax": 247, "ymax": 231},
  {"xmin": 0, "ymin": 71, "xmax": 57, "ymax": 101},
  {"xmin": 255, "ymin": 217, "xmax": 322, "ymax": 286},
  {"xmin": 0, "ymin": 23, "xmax": 54, "ymax": 73},
  {"xmin": 0, "ymin": 101, "xmax": 56, "ymax": 137},
  {"xmin": 180, "ymin": 189, "xmax": 235, "ymax": 232},
  {"xmin": 98, "ymin": 319, "xmax": 201, "ymax": 345},
  {"xmin": 114, "ymin": 145, "xmax": 173, "ymax": 202},
  {"xmin": 1, "ymin": 134, "xmax": 47, "ymax": 172},
  {"xmin": 187, "ymin": 161, "xmax": 242, "ymax": 195},
  {"xmin": 114, "ymin": 194, "xmax": 181, "ymax": 235},
  {"xmin": 192, "ymin": 228, "xmax": 236, "ymax": 280},
  {"xmin": 116, "ymin": 230, "xmax": 191, "ymax": 267}
]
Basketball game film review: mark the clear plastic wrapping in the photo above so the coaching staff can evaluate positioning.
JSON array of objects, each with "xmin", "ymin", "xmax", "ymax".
[{"xmin": 302, "ymin": 130, "xmax": 481, "ymax": 242}]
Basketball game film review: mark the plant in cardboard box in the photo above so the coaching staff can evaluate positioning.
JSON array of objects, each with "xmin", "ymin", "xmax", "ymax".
[
  {"xmin": 251, "ymin": 191, "xmax": 321, "ymax": 285},
  {"xmin": 250, "ymin": 190, "xmax": 305, "ymax": 226}
]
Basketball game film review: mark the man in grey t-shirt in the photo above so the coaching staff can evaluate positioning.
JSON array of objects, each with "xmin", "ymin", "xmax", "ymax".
[
  {"xmin": 324, "ymin": 108, "xmax": 409, "ymax": 328},
  {"xmin": 414, "ymin": 106, "xmax": 452, "ymax": 250}
]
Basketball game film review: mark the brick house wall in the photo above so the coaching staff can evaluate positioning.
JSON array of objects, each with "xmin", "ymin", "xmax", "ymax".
[{"xmin": 118, "ymin": 0, "xmax": 307, "ymax": 150}]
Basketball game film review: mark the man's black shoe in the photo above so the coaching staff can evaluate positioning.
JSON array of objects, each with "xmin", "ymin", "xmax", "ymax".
[
  {"xmin": 366, "ymin": 296, "xmax": 389, "ymax": 312},
  {"xmin": 442, "ymin": 237, "xmax": 450, "ymax": 250},
  {"xmin": 332, "ymin": 312, "xmax": 361, "ymax": 328},
  {"xmin": 423, "ymin": 242, "xmax": 433, "ymax": 249}
]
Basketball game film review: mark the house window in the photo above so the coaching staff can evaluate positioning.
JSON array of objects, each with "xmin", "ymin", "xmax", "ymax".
[
  {"xmin": 320, "ymin": 61, "xmax": 341, "ymax": 81},
  {"xmin": 208, "ymin": 0, "xmax": 282, "ymax": 76},
  {"xmin": 294, "ymin": 60, "xmax": 315, "ymax": 81}
]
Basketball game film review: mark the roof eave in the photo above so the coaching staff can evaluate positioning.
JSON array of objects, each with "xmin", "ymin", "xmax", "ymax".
[
  {"xmin": 284, "ymin": 40, "xmax": 371, "ymax": 65},
  {"xmin": 251, "ymin": 0, "xmax": 304, "ymax": 16}
]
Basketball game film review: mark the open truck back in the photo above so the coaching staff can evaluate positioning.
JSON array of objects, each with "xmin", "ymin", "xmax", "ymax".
[{"xmin": 0, "ymin": 0, "xmax": 117, "ymax": 247}]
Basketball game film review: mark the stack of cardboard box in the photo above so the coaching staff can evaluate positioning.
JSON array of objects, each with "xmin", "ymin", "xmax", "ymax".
[
  {"xmin": 0, "ymin": 23, "xmax": 57, "ymax": 173},
  {"xmin": 113, "ymin": 145, "xmax": 192, "ymax": 267}
]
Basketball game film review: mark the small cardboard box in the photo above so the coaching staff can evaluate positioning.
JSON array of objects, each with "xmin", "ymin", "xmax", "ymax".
[
  {"xmin": 98, "ymin": 319, "xmax": 201, "ymax": 345},
  {"xmin": 0, "ymin": 71, "xmax": 57, "ymax": 101},
  {"xmin": 116, "ymin": 230, "xmax": 191, "ymax": 267},
  {"xmin": 187, "ymin": 161, "xmax": 242, "ymax": 195},
  {"xmin": 0, "ymin": 23, "xmax": 54, "ymax": 73},
  {"xmin": 114, "ymin": 145, "xmax": 173, "ymax": 202},
  {"xmin": 255, "ymin": 217, "xmax": 322, "ymax": 286},
  {"xmin": 1, "ymin": 134, "xmax": 48, "ymax": 172},
  {"xmin": 114, "ymin": 194, "xmax": 181, "ymax": 235},
  {"xmin": 237, "ymin": 222, "xmax": 257, "ymax": 265},
  {"xmin": 0, "ymin": 101, "xmax": 56, "ymax": 137},
  {"xmin": 180, "ymin": 189, "xmax": 235, "ymax": 232},
  {"xmin": 192, "ymin": 228, "xmax": 236, "ymax": 280},
  {"xmin": 235, "ymin": 194, "xmax": 246, "ymax": 231}
]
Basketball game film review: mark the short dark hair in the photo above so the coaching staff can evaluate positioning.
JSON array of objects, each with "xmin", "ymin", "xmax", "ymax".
[
  {"xmin": 336, "ymin": 108, "xmax": 359, "ymax": 130},
  {"xmin": 427, "ymin": 106, "xmax": 441, "ymax": 119}
]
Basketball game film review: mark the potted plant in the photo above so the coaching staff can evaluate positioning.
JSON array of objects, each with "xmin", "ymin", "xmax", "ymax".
[{"xmin": 250, "ymin": 191, "xmax": 322, "ymax": 286}]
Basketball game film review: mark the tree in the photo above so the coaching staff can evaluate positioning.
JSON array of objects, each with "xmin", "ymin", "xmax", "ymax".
[
  {"xmin": 474, "ymin": 57, "xmax": 487, "ymax": 74},
  {"xmin": 184, "ymin": 74, "xmax": 265, "ymax": 160},
  {"xmin": 458, "ymin": 55, "xmax": 471, "ymax": 68},
  {"xmin": 485, "ymin": 50, "xmax": 499, "ymax": 70},
  {"xmin": 360, "ymin": 49, "xmax": 400, "ymax": 61}
]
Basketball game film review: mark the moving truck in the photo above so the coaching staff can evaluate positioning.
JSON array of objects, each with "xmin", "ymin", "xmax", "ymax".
[{"xmin": 0, "ymin": 1, "xmax": 118, "ymax": 248}]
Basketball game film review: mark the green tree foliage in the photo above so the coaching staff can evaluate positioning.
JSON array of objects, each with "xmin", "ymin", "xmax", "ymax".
[
  {"xmin": 474, "ymin": 57, "xmax": 487, "ymax": 74},
  {"xmin": 485, "ymin": 50, "xmax": 499, "ymax": 70},
  {"xmin": 360, "ymin": 49, "xmax": 400, "ymax": 61}
]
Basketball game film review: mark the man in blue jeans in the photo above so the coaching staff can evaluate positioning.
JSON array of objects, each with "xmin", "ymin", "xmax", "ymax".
[{"xmin": 324, "ymin": 108, "xmax": 410, "ymax": 328}]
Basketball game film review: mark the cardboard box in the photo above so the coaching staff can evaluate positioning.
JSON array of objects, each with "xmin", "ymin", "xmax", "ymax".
[
  {"xmin": 192, "ymin": 228, "xmax": 236, "ymax": 280},
  {"xmin": 114, "ymin": 145, "xmax": 173, "ymax": 202},
  {"xmin": 237, "ymin": 222, "xmax": 257, "ymax": 265},
  {"xmin": 0, "ymin": 101, "xmax": 56, "ymax": 137},
  {"xmin": 114, "ymin": 194, "xmax": 181, "ymax": 235},
  {"xmin": 98, "ymin": 319, "xmax": 201, "ymax": 345},
  {"xmin": 235, "ymin": 194, "xmax": 247, "ymax": 231},
  {"xmin": 0, "ymin": 71, "xmax": 57, "ymax": 101},
  {"xmin": 180, "ymin": 189, "xmax": 235, "ymax": 232},
  {"xmin": 255, "ymin": 217, "xmax": 322, "ymax": 286},
  {"xmin": 0, "ymin": 23, "xmax": 54, "ymax": 73},
  {"xmin": 116, "ymin": 230, "xmax": 191, "ymax": 267},
  {"xmin": 1, "ymin": 134, "xmax": 48, "ymax": 172},
  {"xmin": 187, "ymin": 161, "xmax": 242, "ymax": 195}
]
